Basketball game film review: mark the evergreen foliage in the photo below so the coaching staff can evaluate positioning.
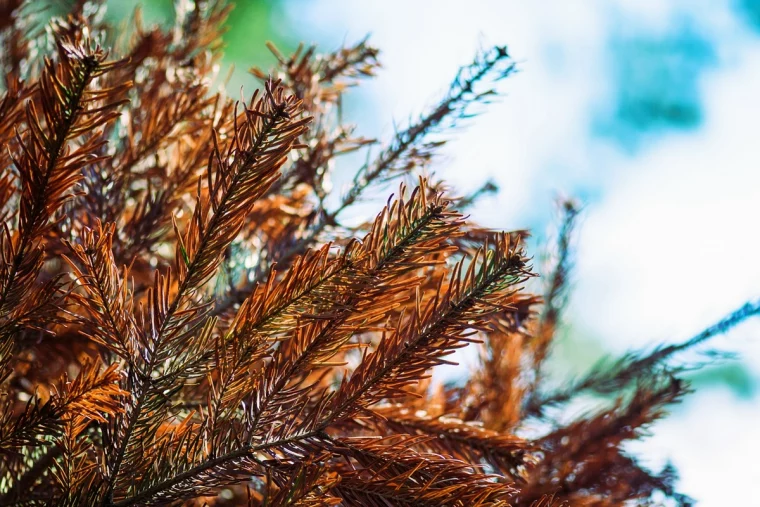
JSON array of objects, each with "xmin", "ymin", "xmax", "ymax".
[{"xmin": 0, "ymin": 1, "xmax": 756, "ymax": 505}]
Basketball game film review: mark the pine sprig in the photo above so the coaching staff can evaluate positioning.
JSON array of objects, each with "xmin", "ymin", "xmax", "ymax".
[
  {"xmin": 0, "ymin": 3, "xmax": 747, "ymax": 505},
  {"xmin": 242, "ymin": 180, "xmax": 464, "ymax": 432},
  {"xmin": 99, "ymin": 78, "xmax": 309, "ymax": 504},
  {"xmin": 242, "ymin": 43, "xmax": 516, "ymax": 294},
  {"xmin": 518, "ymin": 378, "xmax": 689, "ymax": 506},
  {"xmin": 64, "ymin": 221, "xmax": 138, "ymax": 362},
  {"xmin": 330, "ymin": 436, "xmax": 514, "ymax": 506},
  {"xmin": 525, "ymin": 298, "xmax": 760, "ymax": 418},
  {"xmin": 332, "ymin": 45, "xmax": 515, "ymax": 219},
  {"xmin": 0, "ymin": 23, "xmax": 128, "ymax": 370},
  {"xmin": 0, "ymin": 359, "xmax": 123, "ymax": 456},
  {"xmin": 332, "ymin": 234, "xmax": 531, "ymax": 418},
  {"xmin": 369, "ymin": 405, "xmax": 534, "ymax": 483}
]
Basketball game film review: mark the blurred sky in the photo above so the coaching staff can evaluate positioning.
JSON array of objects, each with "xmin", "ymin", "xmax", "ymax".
[{"xmin": 132, "ymin": 1, "xmax": 760, "ymax": 503}]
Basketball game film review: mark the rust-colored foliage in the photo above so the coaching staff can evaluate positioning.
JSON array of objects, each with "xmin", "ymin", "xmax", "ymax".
[{"xmin": 0, "ymin": 1, "xmax": 754, "ymax": 505}]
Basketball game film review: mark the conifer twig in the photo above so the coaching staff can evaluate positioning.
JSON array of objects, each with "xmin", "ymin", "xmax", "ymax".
[
  {"xmin": 526, "ymin": 298, "xmax": 760, "ymax": 417},
  {"xmin": 0, "ymin": 5, "xmax": 726, "ymax": 504}
]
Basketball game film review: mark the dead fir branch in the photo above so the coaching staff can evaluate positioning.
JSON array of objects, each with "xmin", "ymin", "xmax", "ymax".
[{"xmin": 0, "ymin": 2, "xmax": 749, "ymax": 506}]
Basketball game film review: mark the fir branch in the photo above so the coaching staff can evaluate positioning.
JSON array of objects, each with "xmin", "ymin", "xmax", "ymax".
[
  {"xmin": 0, "ymin": 361, "xmax": 123, "ymax": 455},
  {"xmin": 63, "ymin": 221, "xmax": 138, "ymax": 362},
  {"xmin": 536, "ymin": 199, "xmax": 579, "ymax": 344},
  {"xmin": 526, "ymin": 298, "xmax": 760, "ymax": 417},
  {"xmin": 0, "ymin": 30, "xmax": 128, "ymax": 370},
  {"xmin": 245, "ymin": 45, "xmax": 516, "ymax": 290},
  {"xmin": 174, "ymin": 81, "xmax": 309, "ymax": 298},
  {"xmin": 109, "ymin": 431, "xmax": 333, "ymax": 507},
  {"xmin": 456, "ymin": 178, "xmax": 499, "ymax": 211},
  {"xmin": 199, "ymin": 179, "xmax": 461, "ymax": 402},
  {"xmin": 192, "ymin": 180, "xmax": 466, "ymax": 474},
  {"xmin": 1, "ymin": 40, "xmax": 113, "ymax": 313},
  {"xmin": 330, "ymin": 44, "xmax": 515, "ymax": 219},
  {"xmin": 329, "ymin": 436, "xmax": 514, "ymax": 506},
  {"xmin": 320, "ymin": 37, "xmax": 380, "ymax": 84},
  {"xmin": 331, "ymin": 234, "xmax": 532, "ymax": 421},
  {"xmin": 370, "ymin": 405, "xmax": 534, "ymax": 482},
  {"xmin": 518, "ymin": 376, "xmax": 688, "ymax": 506},
  {"xmin": 239, "ymin": 178, "xmax": 461, "ymax": 328},
  {"xmin": 251, "ymin": 38, "xmax": 380, "ymax": 109},
  {"xmin": 0, "ymin": 7, "xmax": 726, "ymax": 505},
  {"xmin": 244, "ymin": 181, "xmax": 464, "ymax": 429},
  {"xmin": 99, "ymin": 80, "xmax": 309, "ymax": 503},
  {"xmin": 526, "ymin": 198, "xmax": 580, "ymax": 394}
]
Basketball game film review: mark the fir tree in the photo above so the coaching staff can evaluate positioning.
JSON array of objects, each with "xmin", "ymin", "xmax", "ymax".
[{"xmin": 0, "ymin": 1, "xmax": 756, "ymax": 505}]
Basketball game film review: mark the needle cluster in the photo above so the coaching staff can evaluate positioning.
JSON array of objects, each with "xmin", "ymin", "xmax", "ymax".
[{"xmin": 0, "ymin": 1, "xmax": 753, "ymax": 505}]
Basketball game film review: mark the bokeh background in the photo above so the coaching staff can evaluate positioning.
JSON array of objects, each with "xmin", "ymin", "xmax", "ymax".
[{"xmin": 109, "ymin": 1, "xmax": 760, "ymax": 504}]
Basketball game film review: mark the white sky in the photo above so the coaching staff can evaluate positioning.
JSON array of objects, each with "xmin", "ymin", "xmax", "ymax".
[{"xmin": 284, "ymin": 0, "xmax": 760, "ymax": 502}]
